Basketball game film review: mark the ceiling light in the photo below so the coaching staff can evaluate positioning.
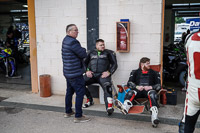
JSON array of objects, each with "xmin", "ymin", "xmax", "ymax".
[
  {"xmin": 10, "ymin": 10, "xmax": 28, "ymax": 13},
  {"xmin": 23, "ymin": 5, "xmax": 28, "ymax": 8}
]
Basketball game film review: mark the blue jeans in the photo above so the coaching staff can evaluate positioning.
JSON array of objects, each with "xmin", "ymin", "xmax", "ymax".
[{"xmin": 65, "ymin": 75, "xmax": 86, "ymax": 118}]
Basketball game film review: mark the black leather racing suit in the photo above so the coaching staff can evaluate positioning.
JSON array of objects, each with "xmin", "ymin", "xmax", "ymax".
[
  {"xmin": 84, "ymin": 49, "xmax": 118, "ymax": 109},
  {"xmin": 126, "ymin": 68, "xmax": 161, "ymax": 107}
]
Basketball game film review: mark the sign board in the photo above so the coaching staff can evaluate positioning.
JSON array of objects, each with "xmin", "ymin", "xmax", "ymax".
[{"xmin": 186, "ymin": 18, "xmax": 200, "ymax": 32}]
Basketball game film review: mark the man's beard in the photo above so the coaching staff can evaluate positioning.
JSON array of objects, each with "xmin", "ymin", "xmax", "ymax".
[
  {"xmin": 97, "ymin": 49, "xmax": 104, "ymax": 52},
  {"xmin": 143, "ymin": 66, "xmax": 149, "ymax": 71}
]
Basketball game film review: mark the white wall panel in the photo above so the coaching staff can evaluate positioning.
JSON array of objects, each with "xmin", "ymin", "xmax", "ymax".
[
  {"xmin": 35, "ymin": 0, "xmax": 163, "ymax": 94},
  {"xmin": 35, "ymin": 0, "xmax": 86, "ymax": 94}
]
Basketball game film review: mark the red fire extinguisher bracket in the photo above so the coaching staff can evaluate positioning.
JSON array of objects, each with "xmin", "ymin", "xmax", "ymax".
[{"xmin": 116, "ymin": 21, "xmax": 130, "ymax": 52}]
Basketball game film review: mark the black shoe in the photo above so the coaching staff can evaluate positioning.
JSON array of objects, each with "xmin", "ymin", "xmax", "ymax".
[{"xmin": 107, "ymin": 107, "xmax": 114, "ymax": 116}]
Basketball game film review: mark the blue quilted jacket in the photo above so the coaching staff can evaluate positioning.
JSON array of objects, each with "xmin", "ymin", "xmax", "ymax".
[{"xmin": 62, "ymin": 35, "xmax": 87, "ymax": 78}]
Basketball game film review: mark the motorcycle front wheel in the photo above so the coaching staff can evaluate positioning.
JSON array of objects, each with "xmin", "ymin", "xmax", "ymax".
[
  {"xmin": 8, "ymin": 60, "xmax": 15, "ymax": 77},
  {"xmin": 4, "ymin": 57, "xmax": 16, "ymax": 77}
]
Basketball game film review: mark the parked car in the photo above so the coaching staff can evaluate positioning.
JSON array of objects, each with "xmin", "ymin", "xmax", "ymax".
[{"xmin": 174, "ymin": 31, "xmax": 183, "ymax": 42}]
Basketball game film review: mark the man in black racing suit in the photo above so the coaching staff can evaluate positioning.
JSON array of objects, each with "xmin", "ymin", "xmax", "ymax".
[
  {"xmin": 83, "ymin": 39, "xmax": 118, "ymax": 116},
  {"xmin": 116, "ymin": 57, "xmax": 161, "ymax": 127}
]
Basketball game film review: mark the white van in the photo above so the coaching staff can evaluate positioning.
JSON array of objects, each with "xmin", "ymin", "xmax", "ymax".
[{"xmin": 174, "ymin": 31, "xmax": 183, "ymax": 42}]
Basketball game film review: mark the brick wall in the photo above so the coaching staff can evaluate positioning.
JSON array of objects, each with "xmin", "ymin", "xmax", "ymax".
[
  {"xmin": 99, "ymin": 0, "xmax": 163, "ymax": 85},
  {"xmin": 35, "ymin": 0, "xmax": 163, "ymax": 94},
  {"xmin": 35, "ymin": 0, "xmax": 86, "ymax": 94}
]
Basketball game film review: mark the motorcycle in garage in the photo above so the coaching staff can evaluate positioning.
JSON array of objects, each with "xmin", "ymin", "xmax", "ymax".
[{"xmin": 163, "ymin": 43, "xmax": 187, "ymax": 87}]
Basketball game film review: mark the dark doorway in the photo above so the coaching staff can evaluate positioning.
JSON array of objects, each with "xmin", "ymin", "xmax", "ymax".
[
  {"xmin": 163, "ymin": 0, "xmax": 200, "ymax": 106},
  {"xmin": 0, "ymin": 0, "xmax": 31, "ymax": 90}
]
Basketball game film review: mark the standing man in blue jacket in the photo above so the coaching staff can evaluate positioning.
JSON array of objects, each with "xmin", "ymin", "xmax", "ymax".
[{"xmin": 62, "ymin": 24, "xmax": 90, "ymax": 123}]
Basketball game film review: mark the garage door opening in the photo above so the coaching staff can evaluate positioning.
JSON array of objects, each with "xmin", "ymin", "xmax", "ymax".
[
  {"xmin": 0, "ymin": 0, "xmax": 31, "ymax": 91},
  {"xmin": 162, "ymin": 0, "xmax": 200, "ymax": 106}
]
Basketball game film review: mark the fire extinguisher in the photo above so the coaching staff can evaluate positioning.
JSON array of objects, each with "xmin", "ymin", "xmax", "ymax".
[{"xmin": 119, "ymin": 27, "xmax": 127, "ymax": 50}]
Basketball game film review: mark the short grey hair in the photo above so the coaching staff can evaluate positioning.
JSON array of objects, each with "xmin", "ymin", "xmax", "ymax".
[{"xmin": 66, "ymin": 24, "xmax": 76, "ymax": 33}]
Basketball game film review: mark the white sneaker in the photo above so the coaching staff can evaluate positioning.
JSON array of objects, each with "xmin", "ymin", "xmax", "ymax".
[
  {"xmin": 115, "ymin": 99, "xmax": 131, "ymax": 115},
  {"xmin": 150, "ymin": 106, "xmax": 160, "ymax": 127}
]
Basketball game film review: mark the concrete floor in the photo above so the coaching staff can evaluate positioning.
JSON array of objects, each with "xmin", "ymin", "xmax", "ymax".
[
  {"xmin": 0, "ymin": 107, "xmax": 188, "ymax": 133},
  {"xmin": 0, "ymin": 88, "xmax": 200, "ymax": 128}
]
